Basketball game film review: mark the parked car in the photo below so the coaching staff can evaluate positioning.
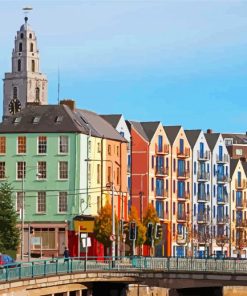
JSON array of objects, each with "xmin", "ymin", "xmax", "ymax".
[{"xmin": 0, "ymin": 254, "xmax": 20, "ymax": 269}]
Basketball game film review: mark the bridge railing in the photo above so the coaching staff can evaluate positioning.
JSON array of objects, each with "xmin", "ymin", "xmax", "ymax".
[{"xmin": 1, "ymin": 256, "xmax": 247, "ymax": 283}]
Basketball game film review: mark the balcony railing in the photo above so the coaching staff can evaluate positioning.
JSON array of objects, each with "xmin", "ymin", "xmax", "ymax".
[
  {"xmin": 155, "ymin": 143, "xmax": 169, "ymax": 155},
  {"xmin": 235, "ymin": 179, "xmax": 247, "ymax": 190},
  {"xmin": 156, "ymin": 166, "xmax": 169, "ymax": 177},
  {"xmin": 217, "ymin": 174, "xmax": 230, "ymax": 183},
  {"xmin": 217, "ymin": 193, "xmax": 229, "ymax": 204},
  {"xmin": 197, "ymin": 192, "xmax": 210, "ymax": 202},
  {"xmin": 197, "ymin": 171, "xmax": 210, "ymax": 182},
  {"xmin": 156, "ymin": 189, "xmax": 168, "ymax": 198},
  {"xmin": 197, "ymin": 214, "xmax": 210, "ymax": 224},
  {"xmin": 197, "ymin": 151, "xmax": 210, "ymax": 161},
  {"xmin": 236, "ymin": 220, "xmax": 247, "ymax": 228},
  {"xmin": 176, "ymin": 234, "xmax": 187, "ymax": 244},
  {"xmin": 177, "ymin": 170, "xmax": 190, "ymax": 179},
  {"xmin": 217, "ymin": 216, "xmax": 229, "ymax": 224},
  {"xmin": 177, "ymin": 213, "xmax": 187, "ymax": 222},
  {"xmin": 176, "ymin": 147, "xmax": 190, "ymax": 158},
  {"xmin": 236, "ymin": 200, "xmax": 245, "ymax": 209},
  {"xmin": 216, "ymin": 154, "xmax": 229, "ymax": 164},
  {"xmin": 177, "ymin": 191, "xmax": 190, "ymax": 200}
]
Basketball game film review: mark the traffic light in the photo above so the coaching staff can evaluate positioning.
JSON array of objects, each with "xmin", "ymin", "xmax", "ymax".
[
  {"xmin": 129, "ymin": 221, "xmax": 136, "ymax": 240},
  {"xmin": 155, "ymin": 223, "xmax": 162, "ymax": 239},
  {"xmin": 123, "ymin": 221, "xmax": 129, "ymax": 234},
  {"xmin": 147, "ymin": 222, "xmax": 153, "ymax": 239},
  {"xmin": 30, "ymin": 226, "xmax": 34, "ymax": 234}
]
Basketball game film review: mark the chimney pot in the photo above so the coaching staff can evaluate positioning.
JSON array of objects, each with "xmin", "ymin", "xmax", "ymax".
[{"xmin": 207, "ymin": 129, "xmax": 213, "ymax": 134}]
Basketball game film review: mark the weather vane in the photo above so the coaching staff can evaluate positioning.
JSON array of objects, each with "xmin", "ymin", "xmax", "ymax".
[{"xmin": 22, "ymin": 6, "xmax": 33, "ymax": 22}]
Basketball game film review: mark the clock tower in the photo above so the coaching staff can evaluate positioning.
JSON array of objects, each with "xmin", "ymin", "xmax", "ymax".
[{"xmin": 3, "ymin": 16, "xmax": 48, "ymax": 118}]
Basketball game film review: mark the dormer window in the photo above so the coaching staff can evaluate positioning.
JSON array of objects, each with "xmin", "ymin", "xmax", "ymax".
[
  {"xmin": 224, "ymin": 138, "xmax": 233, "ymax": 146},
  {"xmin": 55, "ymin": 116, "xmax": 63, "ymax": 123},
  {"xmin": 32, "ymin": 116, "xmax": 40, "ymax": 124},
  {"xmin": 30, "ymin": 43, "xmax": 34, "ymax": 52},
  {"xmin": 13, "ymin": 117, "xmax": 22, "ymax": 124},
  {"xmin": 19, "ymin": 43, "xmax": 22, "ymax": 52}
]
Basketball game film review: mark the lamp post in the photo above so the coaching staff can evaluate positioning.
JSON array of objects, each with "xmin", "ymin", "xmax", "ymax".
[{"xmin": 85, "ymin": 158, "xmax": 116, "ymax": 262}]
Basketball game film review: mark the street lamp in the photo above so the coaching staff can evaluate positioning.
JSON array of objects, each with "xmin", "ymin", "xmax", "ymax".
[{"xmin": 85, "ymin": 158, "xmax": 116, "ymax": 261}]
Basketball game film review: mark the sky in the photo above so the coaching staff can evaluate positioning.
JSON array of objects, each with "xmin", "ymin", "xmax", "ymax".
[{"xmin": 1, "ymin": 0, "xmax": 247, "ymax": 132}]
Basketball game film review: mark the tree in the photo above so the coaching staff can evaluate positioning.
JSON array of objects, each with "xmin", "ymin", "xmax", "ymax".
[
  {"xmin": 143, "ymin": 204, "xmax": 160, "ymax": 246},
  {"xmin": 0, "ymin": 183, "xmax": 20, "ymax": 252},
  {"xmin": 94, "ymin": 202, "xmax": 118, "ymax": 251},
  {"xmin": 127, "ymin": 206, "xmax": 146, "ymax": 246}
]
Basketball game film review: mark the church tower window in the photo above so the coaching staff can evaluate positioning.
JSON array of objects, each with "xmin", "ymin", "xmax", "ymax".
[
  {"xmin": 18, "ymin": 59, "xmax": 21, "ymax": 72},
  {"xmin": 35, "ymin": 87, "xmax": 40, "ymax": 102},
  {"xmin": 29, "ymin": 33, "xmax": 32, "ymax": 39},
  {"xmin": 20, "ymin": 33, "xmax": 24, "ymax": 39},
  {"xmin": 13, "ymin": 87, "xmax": 17, "ymax": 99},
  {"xmin": 32, "ymin": 60, "xmax": 35, "ymax": 72},
  {"xmin": 19, "ymin": 43, "xmax": 22, "ymax": 52},
  {"xmin": 30, "ymin": 43, "xmax": 34, "ymax": 52}
]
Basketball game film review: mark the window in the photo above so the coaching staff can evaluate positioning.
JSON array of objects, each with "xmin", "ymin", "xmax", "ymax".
[
  {"xmin": 236, "ymin": 149, "xmax": 243, "ymax": 156},
  {"xmin": 35, "ymin": 87, "xmax": 40, "ymax": 102},
  {"xmin": 151, "ymin": 178, "xmax": 154, "ymax": 191},
  {"xmin": 97, "ymin": 143, "xmax": 101, "ymax": 153},
  {"xmin": 32, "ymin": 60, "xmax": 35, "ymax": 72},
  {"xmin": 97, "ymin": 196, "xmax": 101, "ymax": 213},
  {"xmin": 18, "ymin": 59, "xmax": 21, "ymax": 72},
  {"xmin": 38, "ymin": 161, "xmax": 46, "ymax": 179},
  {"xmin": 59, "ymin": 192, "xmax": 67, "ymax": 212},
  {"xmin": 152, "ymin": 156, "xmax": 154, "ymax": 168},
  {"xmin": 117, "ymin": 146, "xmax": 119, "ymax": 156},
  {"xmin": 107, "ymin": 166, "xmax": 111, "ymax": 183},
  {"xmin": 117, "ymin": 167, "xmax": 120, "ymax": 185},
  {"xmin": 19, "ymin": 43, "xmax": 22, "ymax": 52},
  {"xmin": 59, "ymin": 161, "xmax": 68, "ymax": 179},
  {"xmin": 97, "ymin": 164, "xmax": 101, "ymax": 184},
  {"xmin": 0, "ymin": 162, "xmax": 5, "ymax": 179},
  {"xmin": 0, "ymin": 137, "xmax": 6, "ymax": 154},
  {"xmin": 38, "ymin": 136, "xmax": 47, "ymax": 154},
  {"xmin": 37, "ymin": 192, "xmax": 46, "ymax": 213},
  {"xmin": 30, "ymin": 43, "xmax": 34, "ymax": 52},
  {"xmin": 224, "ymin": 138, "xmax": 233, "ymax": 146},
  {"xmin": 17, "ymin": 161, "xmax": 26, "ymax": 179},
  {"xmin": 108, "ymin": 145, "xmax": 111, "ymax": 155},
  {"xmin": 120, "ymin": 131, "xmax": 125, "ymax": 137},
  {"xmin": 16, "ymin": 192, "xmax": 24, "ymax": 212},
  {"xmin": 20, "ymin": 33, "xmax": 24, "ymax": 39},
  {"xmin": 18, "ymin": 136, "xmax": 26, "ymax": 154},
  {"xmin": 29, "ymin": 33, "xmax": 32, "ymax": 39},
  {"xmin": 59, "ymin": 136, "xmax": 69, "ymax": 153},
  {"xmin": 158, "ymin": 135, "xmax": 163, "ymax": 152},
  {"xmin": 33, "ymin": 228, "xmax": 55, "ymax": 250},
  {"xmin": 156, "ymin": 200, "xmax": 164, "ymax": 219},
  {"xmin": 13, "ymin": 87, "xmax": 18, "ymax": 99}
]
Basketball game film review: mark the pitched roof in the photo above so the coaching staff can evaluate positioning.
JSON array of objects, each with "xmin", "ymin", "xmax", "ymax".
[
  {"xmin": 230, "ymin": 159, "xmax": 239, "ymax": 178},
  {"xmin": 0, "ymin": 104, "xmax": 94, "ymax": 135},
  {"xmin": 0, "ymin": 105, "xmax": 127, "ymax": 142},
  {"xmin": 128, "ymin": 121, "xmax": 149, "ymax": 141},
  {"xmin": 222, "ymin": 133, "xmax": 247, "ymax": 145},
  {"xmin": 163, "ymin": 126, "xmax": 182, "ymax": 145},
  {"xmin": 204, "ymin": 133, "xmax": 221, "ymax": 151},
  {"xmin": 242, "ymin": 161, "xmax": 247, "ymax": 176},
  {"xmin": 100, "ymin": 114, "xmax": 122, "ymax": 129},
  {"xmin": 140, "ymin": 121, "xmax": 161, "ymax": 142},
  {"xmin": 77, "ymin": 109, "xmax": 126, "ymax": 142},
  {"xmin": 185, "ymin": 130, "xmax": 202, "ymax": 149}
]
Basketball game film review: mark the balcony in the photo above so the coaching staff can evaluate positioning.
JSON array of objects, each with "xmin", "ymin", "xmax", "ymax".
[
  {"xmin": 197, "ymin": 171, "xmax": 210, "ymax": 182},
  {"xmin": 176, "ymin": 147, "xmax": 190, "ymax": 159},
  {"xmin": 235, "ymin": 179, "xmax": 247, "ymax": 190},
  {"xmin": 156, "ymin": 189, "xmax": 168, "ymax": 199},
  {"xmin": 197, "ymin": 151, "xmax": 210, "ymax": 161},
  {"xmin": 197, "ymin": 214, "xmax": 210, "ymax": 224},
  {"xmin": 217, "ymin": 215, "xmax": 229, "ymax": 224},
  {"xmin": 177, "ymin": 191, "xmax": 190, "ymax": 201},
  {"xmin": 217, "ymin": 193, "xmax": 229, "ymax": 204},
  {"xmin": 197, "ymin": 192, "xmax": 210, "ymax": 203},
  {"xmin": 177, "ymin": 170, "xmax": 190, "ymax": 180},
  {"xmin": 155, "ymin": 143, "xmax": 169, "ymax": 155},
  {"xmin": 217, "ymin": 174, "xmax": 230, "ymax": 184},
  {"xmin": 155, "ymin": 166, "xmax": 169, "ymax": 177},
  {"xmin": 216, "ymin": 154, "xmax": 229, "ymax": 164},
  {"xmin": 177, "ymin": 213, "xmax": 187, "ymax": 223},
  {"xmin": 236, "ymin": 220, "xmax": 247, "ymax": 228},
  {"xmin": 176, "ymin": 234, "xmax": 187, "ymax": 245},
  {"xmin": 236, "ymin": 200, "xmax": 245, "ymax": 209}
]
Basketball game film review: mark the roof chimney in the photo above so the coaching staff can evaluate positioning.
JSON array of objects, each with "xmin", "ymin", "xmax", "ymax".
[
  {"xmin": 207, "ymin": 129, "xmax": 213, "ymax": 134},
  {"xmin": 60, "ymin": 99, "xmax": 76, "ymax": 111}
]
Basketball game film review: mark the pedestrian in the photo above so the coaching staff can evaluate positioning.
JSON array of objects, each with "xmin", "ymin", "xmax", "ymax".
[{"xmin": 64, "ymin": 247, "xmax": 69, "ymax": 263}]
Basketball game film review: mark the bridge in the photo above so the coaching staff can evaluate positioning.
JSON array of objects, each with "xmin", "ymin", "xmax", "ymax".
[{"xmin": 1, "ymin": 257, "xmax": 247, "ymax": 296}]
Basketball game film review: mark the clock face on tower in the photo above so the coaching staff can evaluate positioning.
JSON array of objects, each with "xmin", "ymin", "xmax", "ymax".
[{"xmin": 8, "ymin": 99, "xmax": 22, "ymax": 114}]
